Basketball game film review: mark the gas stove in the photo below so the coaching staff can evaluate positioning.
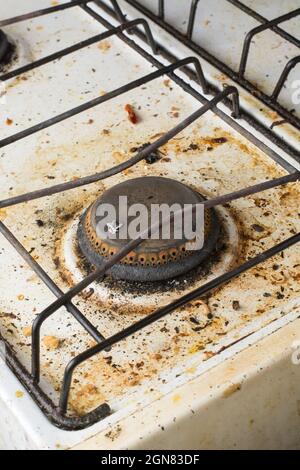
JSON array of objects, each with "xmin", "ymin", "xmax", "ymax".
[{"xmin": 0, "ymin": 0, "xmax": 299, "ymax": 450}]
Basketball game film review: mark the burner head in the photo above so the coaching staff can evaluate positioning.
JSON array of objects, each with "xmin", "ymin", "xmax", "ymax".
[
  {"xmin": 0, "ymin": 30, "xmax": 14, "ymax": 66},
  {"xmin": 77, "ymin": 177, "xmax": 220, "ymax": 282}
]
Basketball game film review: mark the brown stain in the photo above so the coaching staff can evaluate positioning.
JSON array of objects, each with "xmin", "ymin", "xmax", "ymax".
[
  {"xmin": 0, "ymin": 209, "xmax": 7, "ymax": 220},
  {"xmin": 71, "ymin": 384, "xmax": 106, "ymax": 416},
  {"xmin": 1, "ymin": 117, "xmax": 300, "ymax": 416},
  {"xmin": 105, "ymin": 425, "xmax": 122, "ymax": 442},
  {"xmin": 63, "ymin": 311, "xmax": 236, "ymax": 414},
  {"xmin": 0, "ymin": 0, "xmax": 298, "ymax": 421},
  {"xmin": 222, "ymin": 382, "xmax": 242, "ymax": 398},
  {"xmin": 97, "ymin": 41, "xmax": 111, "ymax": 52},
  {"xmin": 6, "ymin": 74, "xmax": 31, "ymax": 91},
  {"xmin": 172, "ymin": 393, "xmax": 182, "ymax": 403}
]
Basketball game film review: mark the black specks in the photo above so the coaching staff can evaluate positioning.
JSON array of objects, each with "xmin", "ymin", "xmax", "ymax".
[
  {"xmin": 104, "ymin": 356, "xmax": 113, "ymax": 365},
  {"xmin": 145, "ymin": 152, "xmax": 161, "ymax": 164},
  {"xmin": 251, "ymin": 224, "xmax": 264, "ymax": 233},
  {"xmin": 211, "ymin": 137, "xmax": 227, "ymax": 144},
  {"xmin": 130, "ymin": 143, "xmax": 162, "ymax": 164}
]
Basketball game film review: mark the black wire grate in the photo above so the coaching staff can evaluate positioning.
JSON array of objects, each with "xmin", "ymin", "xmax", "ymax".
[
  {"xmin": 125, "ymin": 0, "xmax": 300, "ymax": 132},
  {"xmin": 0, "ymin": 0, "xmax": 299, "ymax": 430}
]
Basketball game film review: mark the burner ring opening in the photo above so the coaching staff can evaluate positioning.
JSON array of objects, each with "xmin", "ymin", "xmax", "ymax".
[
  {"xmin": 77, "ymin": 177, "xmax": 220, "ymax": 282},
  {"xmin": 0, "ymin": 30, "xmax": 14, "ymax": 66}
]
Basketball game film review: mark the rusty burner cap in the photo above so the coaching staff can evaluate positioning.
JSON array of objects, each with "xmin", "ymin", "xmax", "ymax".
[
  {"xmin": 77, "ymin": 177, "xmax": 220, "ymax": 282},
  {"xmin": 0, "ymin": 30, "xmax": 14, "ymax": 66}
]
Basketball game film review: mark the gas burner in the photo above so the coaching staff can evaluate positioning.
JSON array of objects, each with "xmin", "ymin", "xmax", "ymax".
[
  {"xmin": 77, "ymin": 177, "xmax": 220, "ymax": 282},
  {"xmin": 0, "ymin": 30, "xmax": 14, "ymax": 66}
]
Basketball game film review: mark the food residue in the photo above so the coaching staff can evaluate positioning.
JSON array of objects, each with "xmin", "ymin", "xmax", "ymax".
[
  {"xmin": 222, "ymin": 382, "xmax": 242, "ymax": 398},
  {"xmin": 42, "ymin": 335, "xmax": 61, "ymax": 350},
  {"xmin": 23, "ymin": 327, "xmax": 32, "ymax": 338},
  {"xmin": 98, "ymin": 41, "xmax": 111, "ymax": 52},
  {"xmin": 0, "ymin": 209, "xmax": 7, "ymax": 220},
  {"xmin": 172, "ymin": 394, "xmax": 182, "ymax": 403},
  {"xmin": 77, "ymin": 384, "xmax": 99, "ymax": 397},
  {"xmin": 125, "ymin": 104, "xmax": 139, "ymax": 124},
  {"xmin": 105, "ymin": 425, "xmax": 122, "ymax": 442}
]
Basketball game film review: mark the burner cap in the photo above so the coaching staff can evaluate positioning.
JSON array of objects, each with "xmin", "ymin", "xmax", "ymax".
[
  {"xmin": 0, "ymin": 30, "xmax": 13, "ymax": 66},
  {"xmin": 77, "ymin": 177, "xmax": 220, "ymax": 281}
]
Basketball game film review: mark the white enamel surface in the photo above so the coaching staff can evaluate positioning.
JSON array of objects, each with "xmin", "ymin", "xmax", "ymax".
[
  {"xmin": 133, "ymin": 0, "xmax": 300, "ymax": 119},
  {"xmin": 117, "ymin": 0, "xmax": 300, "ymax": 151}
]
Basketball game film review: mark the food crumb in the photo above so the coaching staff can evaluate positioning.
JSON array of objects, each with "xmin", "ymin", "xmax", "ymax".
[
  {"xmin": 222, "ymin": 383, "xmax": 242, "ymax": 398},
  {"xmin": 15, "ymin": 390, "xmax": 24, "ymax": 398},
  {"xmin": 105, "ymin": 425, "xmax": 122, "ymax": 442},
  {"xmin": 43, "ymin": 335, "xmax": 61, "ymax": 350},
  {"xmin": 23, "ymin": 326, "xmax": 32, "ymax": 337},
  {"xmin": 6, "ymin": 118, "xmax": 13, "ymax": 125},
  {"xmin": 81, "ymin": 288, "xmax": 94, "ymax": 300},
  {"xmin": 17, "ymin": 294, "xmax": 25, "ymax": 301},
  {"xmin": 125, "ymin": 104, "xmax": 139, "ymax": 124}
]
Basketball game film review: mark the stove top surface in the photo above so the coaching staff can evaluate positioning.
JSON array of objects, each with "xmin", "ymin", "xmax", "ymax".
[{"xmin": 0, "ymin": 0, "xmax": 299, "ymax": 450}]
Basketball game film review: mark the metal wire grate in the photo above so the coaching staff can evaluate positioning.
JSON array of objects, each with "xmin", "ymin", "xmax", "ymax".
[
  {"xmin": 0, "ymin": 0, "xmax": 299, "ymax": 430},
  {"xmin": 125, "ymin": 0, "xmax": 300, "ymax": 132}
]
